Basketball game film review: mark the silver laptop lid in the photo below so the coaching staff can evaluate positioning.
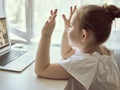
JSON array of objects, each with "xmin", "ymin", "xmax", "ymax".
[{"xmin": 0, "ymin": 17, "xmax": 11, "ymax": 54}]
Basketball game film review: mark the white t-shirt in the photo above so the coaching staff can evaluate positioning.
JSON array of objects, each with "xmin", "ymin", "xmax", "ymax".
[{"xmin": 60, "ymin": 50, "xmax": 120, "ymax": 90}]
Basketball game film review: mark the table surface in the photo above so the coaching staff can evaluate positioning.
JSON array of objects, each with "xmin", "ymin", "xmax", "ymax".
[
  {"xmin": 0, "ymin": 44, "xmax": 68, "ymax": 90},
  {"xmin": 0, "ymin": 63, "xmax": 68, "ymax": 90}
]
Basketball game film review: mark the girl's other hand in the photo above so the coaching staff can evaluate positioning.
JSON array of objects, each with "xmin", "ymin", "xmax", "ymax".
[
  {"xmin": 41, "ymin": 9, "xmax": 58, "ymax": 37},
  {"xmin": 62, "ymin": 6, "xmax": 77, "ymax": 31}
]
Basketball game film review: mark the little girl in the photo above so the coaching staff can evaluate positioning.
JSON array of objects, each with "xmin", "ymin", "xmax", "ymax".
[{"xmin": 35, "ymin": 4, "xmax": 120, "ymax": 90}]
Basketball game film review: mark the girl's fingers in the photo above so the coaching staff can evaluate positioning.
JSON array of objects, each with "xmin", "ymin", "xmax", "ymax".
[
  {"xmin": 62, "ymin": 14, "xmax": 67, "ymax": 22},
  {"xmin": 51, "ymin": 9, "xmax": 57, "ymax": 21},
  {"xmin": 51, "ymin": 10, "xmax": 53, "ymax": 15},
  {"xmin": 62, "ymin": 6, "xmax": 77, "ymax": 22},
  {"xmin": 54, "ymin": 9, "xmax": 58, "ymax": 14},
  {"xmin": 51, "ymin": 9, "xmax": 57, "ymax": 15},
  {"xmin": 49, "ymin": 16, "xmax": 51, "ymax": 20},
  {"xmin": 49, "ymin": 15, "xmax": 56, "ymax": 23},
  {"xmin": 52, "ymin": 14, "xmax": 57, "ymax": 21},
  {"xmin": 48, "ymin": 9, "xmax": 57, "ymax": 22},
  {"xmin": 69, "ymin": 6, "xmax": 77, "ymax": 20},
  {"xmin": 70, "ymin": 6, "xmax": 72, "ymax": 16},
  {"xmin": 73, "ymin": 6, "xmax": 77, "ymax": 12}
]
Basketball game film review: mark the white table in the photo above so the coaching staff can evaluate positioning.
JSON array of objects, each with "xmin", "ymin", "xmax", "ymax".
[
  {"xmin": 0, "ymin": 63, "xmax": 68, "ymax": 90},
  {"xmin": 0, "ymin": 44, "xmax": 68, "ymax": 90}
]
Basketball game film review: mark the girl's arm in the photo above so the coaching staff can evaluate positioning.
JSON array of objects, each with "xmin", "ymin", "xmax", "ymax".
[
  {"xmin": 61, "ymin": 28, "xmax": 75, "ymax": 59},
  {"xmin": 61, "ymin": 6, "xmax": 77, "ymax": 59},
  {"xmin": 35, "ymin": 9, "xmax": 70, "ymax": 79}
]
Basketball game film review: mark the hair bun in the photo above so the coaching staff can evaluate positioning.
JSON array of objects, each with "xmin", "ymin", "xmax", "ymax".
[{"xmin": 103, "ymin": 4, "xmax": 120, "ymax": 20}]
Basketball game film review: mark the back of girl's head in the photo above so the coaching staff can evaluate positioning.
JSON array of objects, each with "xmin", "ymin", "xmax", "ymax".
[{"xmin": 76, "ymin": 4, "xmax": 120, "ymax": 44}]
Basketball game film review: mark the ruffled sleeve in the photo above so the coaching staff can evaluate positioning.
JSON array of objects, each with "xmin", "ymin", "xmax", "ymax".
[{"xmin": 60, "ymin": 53, "xmax": 99, "ymax": 90}]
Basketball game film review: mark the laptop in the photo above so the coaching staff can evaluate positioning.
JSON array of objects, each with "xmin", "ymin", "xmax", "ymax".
[{"xmin": 0, "ymin": 17, "xmax": 35, "ymax": 72}]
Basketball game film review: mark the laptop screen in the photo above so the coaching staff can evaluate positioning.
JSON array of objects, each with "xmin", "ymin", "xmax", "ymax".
[{"xmin": 0, "ymin": 17, "xmax": 9, "ymax": 49}]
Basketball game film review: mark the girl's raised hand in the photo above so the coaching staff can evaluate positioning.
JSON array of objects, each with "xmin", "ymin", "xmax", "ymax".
[
  {"xmin": 62, "ymin": 6, "xmax": 77, "ymax": 30},
  {"xmin": 42, "ymin": 9, "xmax": 58, "ymax": 37}
]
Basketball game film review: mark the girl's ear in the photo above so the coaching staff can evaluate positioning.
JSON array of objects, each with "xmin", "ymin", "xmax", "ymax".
[{"xmin": 81, "ymin": 29, "xmax": 88, "ymax": 41}]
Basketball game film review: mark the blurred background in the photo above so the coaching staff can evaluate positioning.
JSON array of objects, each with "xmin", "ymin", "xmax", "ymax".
[{"xmin": 0, "ymin": 0, "xmax": 120, "ymax": 49}]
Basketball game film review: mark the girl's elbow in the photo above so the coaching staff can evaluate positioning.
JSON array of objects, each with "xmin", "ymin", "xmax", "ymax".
[
  {"xmin": 34, "ymin": 67, "xmax": 43, "ymax": 77},
  {"xmin": 34, "ymin": 64, "xmax": 48, "ymax": 78},
  {"xmin": 35, "ymin": 68, "xmax": 48, "ymax": 79},
  {"xmin": 34, "ymin": 68, "xmax": 39, "ymax": 77}
]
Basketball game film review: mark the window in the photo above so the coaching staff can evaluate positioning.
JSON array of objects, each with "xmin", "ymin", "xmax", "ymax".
[
  {"xmin": 0, "ymin": 0, "xmax": 5, "ymax": 17},
  {"xmin": 5, "ymin": 0, "xmax": 33, "ymax": 43}
]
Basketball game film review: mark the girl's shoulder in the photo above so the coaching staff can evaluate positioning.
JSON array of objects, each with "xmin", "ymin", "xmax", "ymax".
[
  {"xmin": 73, "ymin": 47, "xmax": 114, "ymax": 61},
  {"xmin": 62, "ymin": 47, "xmax": 115, "ymax": 64}
]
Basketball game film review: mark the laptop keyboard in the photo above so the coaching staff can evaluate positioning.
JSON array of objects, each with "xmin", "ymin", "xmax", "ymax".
[{"xmin": 0, "ymin": 50, "xmax": 26, "ymax": 66}]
